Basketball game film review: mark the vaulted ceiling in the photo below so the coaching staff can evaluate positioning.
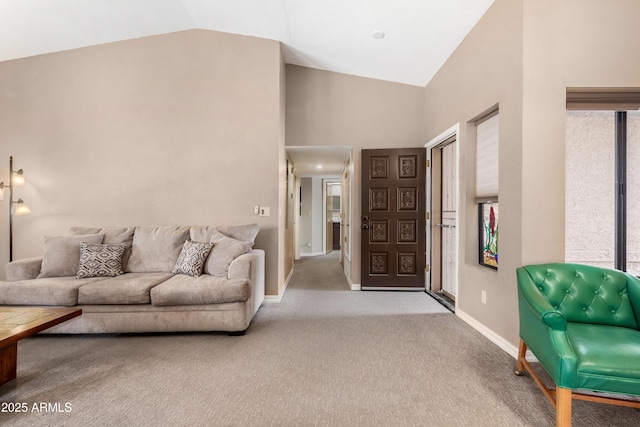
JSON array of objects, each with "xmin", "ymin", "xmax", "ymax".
[
  {"xmin": 1, "ymin": 0, "xmax": 495, "ymax": 175},
  {"xmin": 0, "ymin": 0, "xmax": 494, "ymax": 87}
]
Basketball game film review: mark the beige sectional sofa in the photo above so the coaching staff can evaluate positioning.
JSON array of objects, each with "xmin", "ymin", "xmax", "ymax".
[{"xmin": 0, "ymin": 224, "xmax": 265, "ymax": 335}]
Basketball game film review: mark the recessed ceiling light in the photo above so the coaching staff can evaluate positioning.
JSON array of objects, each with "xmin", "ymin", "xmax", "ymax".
[
  {"xmin": 316, "ymin": 164, "xmax": 323, "ymax": 169},
  {"xmin": 372, "ymin": 30, "xmax": 385, "ymax": 40}
]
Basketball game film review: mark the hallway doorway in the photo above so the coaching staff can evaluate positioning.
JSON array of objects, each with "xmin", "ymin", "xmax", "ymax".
[{"xmin": 286, "ymin": 146, "xmax": 354, "ymax": 280}]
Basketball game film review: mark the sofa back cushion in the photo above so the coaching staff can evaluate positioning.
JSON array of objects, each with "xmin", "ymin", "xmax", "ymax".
[
  {"xmin": 128, "ymin": 226, "xmax": 190, "ymax": 273},
  {"xmin": 38, "ymin": 233, "xmax": 105, "ymax": 278},
  {"xmin": 190, "ymin": 223, "xmax": 259, "ymax": 246},
  {"xmin": 71, "ymin": 226, "xmax": 135, "ymax": 271},
  {"xmin": 521, "ymin": 263, "xmax": 639, "ymax": 329}
]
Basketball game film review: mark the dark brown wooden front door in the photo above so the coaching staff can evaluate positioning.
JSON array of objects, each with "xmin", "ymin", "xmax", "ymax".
[{"xmin": 361, "ymin": 148, "xmax": 426, "ymax": 290}]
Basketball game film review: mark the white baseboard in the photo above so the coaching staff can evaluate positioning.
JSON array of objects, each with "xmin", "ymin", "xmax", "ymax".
[
  {"xmin": 343, "ymin": 271, "xmax": 360, "ymax": 290},
  {"xmin": 455, "ymin": 309, "xmax": 537, "ymax": 361},
  {"xmin": 263, "ymin": 268, "xmax": 294, "ymax": 303}
]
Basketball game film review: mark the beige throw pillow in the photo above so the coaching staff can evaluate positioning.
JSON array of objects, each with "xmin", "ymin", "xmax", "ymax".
[
  {"xmin": 38, "ymin": 233, "xmax": 105, "ymax": 278},
  {"xmin": 128, "ymin": 226, "xmax": 190, "ymax": 273},
  {"xmin": 190, "ymin": 223, "xmax": 259, "ymax": 246},
  {"xmin": 205, "ymin": 231, "xmax": 252, "ymax": 277}
]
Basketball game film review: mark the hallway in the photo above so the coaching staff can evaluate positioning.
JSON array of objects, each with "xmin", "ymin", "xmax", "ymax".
[{"xmin": 283, "ymin": 252, "xmax": 450, "ymax": 317}]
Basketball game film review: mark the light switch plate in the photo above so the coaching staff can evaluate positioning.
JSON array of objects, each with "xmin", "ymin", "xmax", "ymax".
[{"xmin": 259, "ymin": 207, "xmax": 270, "ymax": 216}]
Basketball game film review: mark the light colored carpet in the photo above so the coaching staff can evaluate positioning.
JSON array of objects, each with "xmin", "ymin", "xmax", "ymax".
[{"xmin": 1, "ymin": 253, "xmax": 638, "ymax": 426}]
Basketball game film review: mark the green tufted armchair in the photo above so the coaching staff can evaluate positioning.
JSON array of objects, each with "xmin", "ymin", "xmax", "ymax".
[{"xmin": 515, "ymin": 263, "xmax": 640, "ymax": 426}]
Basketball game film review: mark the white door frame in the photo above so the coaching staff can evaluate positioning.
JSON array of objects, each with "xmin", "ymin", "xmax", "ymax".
[{"xmin": 425, "ymin": 124, "xmax": 460, "ymax": 310}]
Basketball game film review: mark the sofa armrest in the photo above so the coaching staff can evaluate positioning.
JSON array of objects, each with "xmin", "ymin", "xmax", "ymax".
[
  {"xmin": 229, "ymin": 253, "xmax": 252, "ymax": 281},
  {"xmin": 626, "ymin": 274, "xmax": 640, "ymax": 328},
  {"xmin": 6, "ymin": 257, "xmax": 43, "ymax": 281},
  {"xmin": 517, "ymin": 267, "xmax": 578, "ymax": 388},
  {"xmin": 517, "ymin": 267, "xmax": 567, "ymax": 331},
  {"xmin": 229, "ymin": 249, "xmax": 265, "ymax": 316}
]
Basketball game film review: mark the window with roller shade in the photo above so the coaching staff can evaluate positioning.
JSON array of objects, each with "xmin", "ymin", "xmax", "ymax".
[{"xmin": 476, "ymin": 112, "xmax": 499, "ymax": 269}]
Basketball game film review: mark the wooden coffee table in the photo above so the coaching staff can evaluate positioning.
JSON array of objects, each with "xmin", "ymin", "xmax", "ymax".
[{"xmin": 0, "ymin": 307, "xmax": 82, "ymax": 386}]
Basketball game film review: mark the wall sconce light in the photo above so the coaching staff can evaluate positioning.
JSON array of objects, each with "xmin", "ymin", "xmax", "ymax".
[{"xmin": 3, "ymin": 156, "xmax": 31, "ymax": 261}]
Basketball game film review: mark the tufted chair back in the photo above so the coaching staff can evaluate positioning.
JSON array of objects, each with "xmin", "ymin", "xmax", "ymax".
[{"xmin": 520, "ymin": 263, "xmax": 639, "ymax": 329}]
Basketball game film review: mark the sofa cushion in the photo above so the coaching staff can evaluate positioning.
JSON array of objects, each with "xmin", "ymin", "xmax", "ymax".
[
  {"xmin": 71, "ymin": 226, "xmax": 135, "ymax": 271},
  {"xmin": 0, "ymin": 276, "xmax": 105, "ymax": 306},
  {"xmin": 190, "ymin": 223, "xmax": 259, "ymax": 246},
  {"xmin": 205, "ymin": 231, "xmax": 252, "ymax": 277},
  {"xmin": 77, "ymin": 243, "xmax": 126, "ymax": 279},
  {"xmin": 78, "ymin": 272, "xmax": 174, "ymax": 305},
  {"xmin": 172, "ymin": 241, "xmax": 213, "ymax": 277},
  {"xmin": 128, "ymin": 226, "xmax": 190, "ymax": 273},
  {"xmin": 38, "ymin": 234, "xmax": 105, "ymax": 278},
  {"xmin": 150, "ymin": 274, "xmax": 250, "ymax": 306}
]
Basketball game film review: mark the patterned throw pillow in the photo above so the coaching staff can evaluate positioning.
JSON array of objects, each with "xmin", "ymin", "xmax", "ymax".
[
  {"xmin": 172, "ymin": 240, "xmax": 213, "ymax": 277},
  {"xmin": 76, "ymin": 243, "xmax": 126, "ymax": 279}
]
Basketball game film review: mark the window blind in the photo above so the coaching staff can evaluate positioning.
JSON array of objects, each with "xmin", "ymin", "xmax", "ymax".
[{"xmin": 475, "ymin": 113, "xmax": 499, "ymax": 202}]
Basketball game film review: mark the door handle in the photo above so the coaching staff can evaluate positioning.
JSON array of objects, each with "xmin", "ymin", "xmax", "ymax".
[{"xmin": 436, "ymin": 224, "xmax": 456, "ymax": 228}]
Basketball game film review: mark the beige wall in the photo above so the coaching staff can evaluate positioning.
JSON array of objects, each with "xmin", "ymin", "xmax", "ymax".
[
  {"xmin": 518, "ymin": 0, "xmax": 640, "ymax": 348},
  {"xmin": 424, "ymin": 0, "xmax": 640, "ymax": 348},
  {"xmin": 0, "ymin": 29, "xmax": 285, "ymax": 295},
  {"xmin": 422, "ymin": 0, "xmax": 524, "ymax": 345},
  {"xmin": 521, "ymin": 0, "xmax": 640, "ymax": 265},
  {"xmin": 285, "ymin": 65, "xmax": 425, "ymax": 284}
]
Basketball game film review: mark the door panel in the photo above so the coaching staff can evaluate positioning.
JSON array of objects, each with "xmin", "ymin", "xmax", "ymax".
[{"xmin": 361, "ymin": 148, "xmax": 426, "ymax": 289}]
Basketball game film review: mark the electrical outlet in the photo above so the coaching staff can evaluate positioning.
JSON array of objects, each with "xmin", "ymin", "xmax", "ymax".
[
  {"xmin": 481, "ymin": 290, "xmax": 487, "ymax": 304},
  {"xmin": 259, "ymin": 207, "xmax": 270, "ymax": 217},
  {"xmin": 254, "ymin": 206, "xmax": 259, "ymax": 215}
]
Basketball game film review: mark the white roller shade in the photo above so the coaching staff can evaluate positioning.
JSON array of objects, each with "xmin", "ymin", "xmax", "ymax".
[{"xmin": 476, "ymin": 113, "xmax": 499, "ymax": 201}]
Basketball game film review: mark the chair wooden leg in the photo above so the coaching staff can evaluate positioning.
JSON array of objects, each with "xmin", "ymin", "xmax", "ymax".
[
  {"xmin": 556, "ymin": 386, "xmax": 572, "ymax": 427},
  {"xmin": 516, "ymin": 339, "xmax": 527, "ymax": 374}
]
